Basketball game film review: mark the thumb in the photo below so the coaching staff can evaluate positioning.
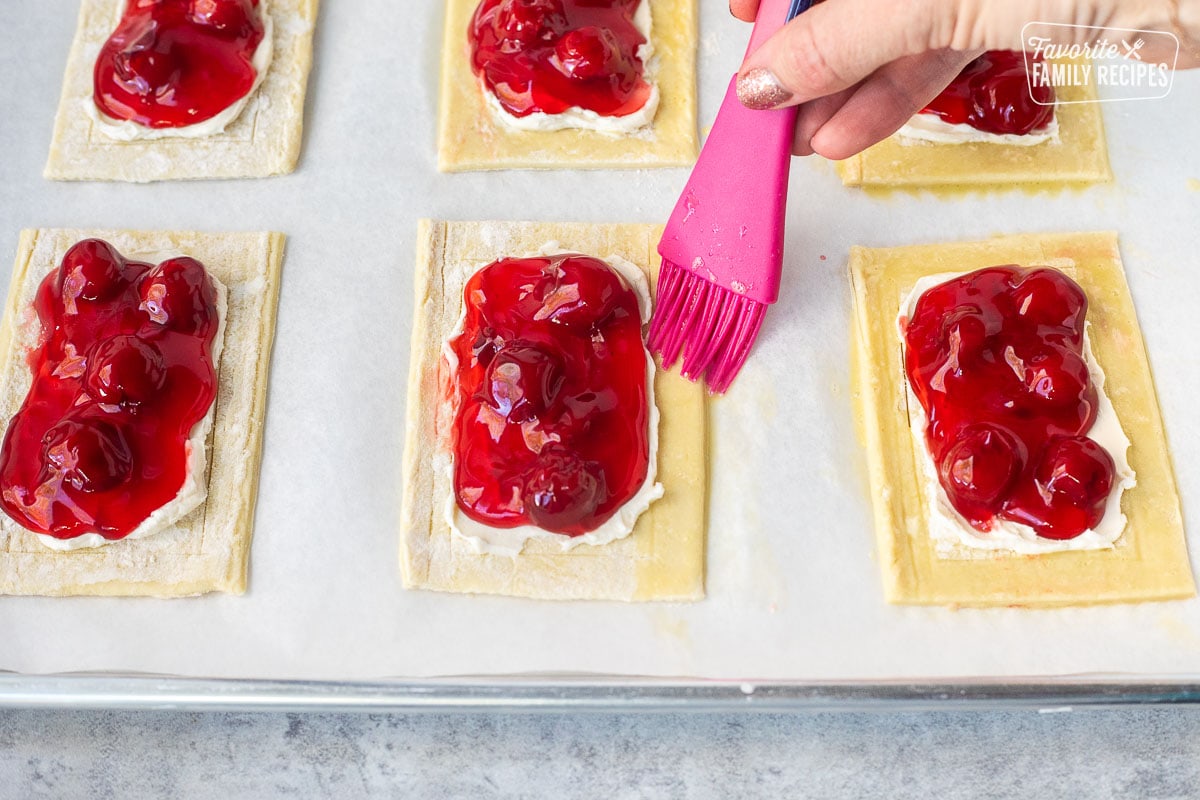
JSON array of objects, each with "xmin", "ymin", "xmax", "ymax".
[{"xmin": 736, "ymin": 0, "xmax": 948, "ymax": 109}]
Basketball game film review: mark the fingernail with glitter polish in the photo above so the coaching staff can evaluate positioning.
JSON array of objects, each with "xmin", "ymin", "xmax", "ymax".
[{"xmin": 736, "ymin": 67, "xmax": 792, "ymax": 110}]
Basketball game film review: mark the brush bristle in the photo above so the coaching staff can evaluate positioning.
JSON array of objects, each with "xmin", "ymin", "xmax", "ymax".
[{"xmin": 648, "ymin": 259, "xmax": 766, "ymax": 394}]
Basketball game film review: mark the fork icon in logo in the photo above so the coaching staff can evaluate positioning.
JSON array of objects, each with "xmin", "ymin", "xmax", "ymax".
[{"xmin": 1122, "ymin": 38, "xmax": 1146, "ymax": 60}]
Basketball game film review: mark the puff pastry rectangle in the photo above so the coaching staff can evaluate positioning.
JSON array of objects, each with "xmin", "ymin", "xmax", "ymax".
[
  {"xmin": 437, "ymin": 0, "xmax": 699, "ymax": 171},
  {"xmin": 850, "ymin": 232, "xmax": 1194, "ymax": 607},
  {"xmin": 401, "ymin": 220, "xmax": 707, "ymax": 601},
  {"xmin": 45, "ymin": 0, "xmax": 319, "ymax": 182},
  {"xmin": 0, "ymin": 228, "xmax": 285, "ymax": 596},
  {"xmin": 837, "ymin": 71, "xmax": 1111, "ymax": 189}
]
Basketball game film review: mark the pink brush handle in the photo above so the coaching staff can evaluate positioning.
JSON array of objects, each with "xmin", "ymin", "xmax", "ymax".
[
  {"xmin": 657, "ymin": 78, "xmax": 796, "ymax": 307},
  {"xmin": 657, "ymin": 0, "xmax": 800, "ymax": 307},
  {"xmin": 746, "ymin": 0, "xmax": 799, "ymax": 57}
]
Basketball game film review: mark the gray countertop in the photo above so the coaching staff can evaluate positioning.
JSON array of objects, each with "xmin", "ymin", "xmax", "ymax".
[{"xmin": 1, "ymin": 708, "xmax": 1198, "ymax": 797}]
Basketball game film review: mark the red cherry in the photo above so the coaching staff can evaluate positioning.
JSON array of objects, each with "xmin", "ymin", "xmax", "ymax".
[
  {"xmin": 523, "ymin": 448, "xmax": 605, "ymax": 532},
  {"xmin": 1018, "ymin": 346, "xmax": 1090, "ymax": 407},
  {"xmin": 939, "ymin": 307, "xmax": 988, "ymax": 363},
  {"xmin": 188, "ymin": 0, "xmax": 256, "ymax": 35},
  {"xmin": 554, "ymin": 26, "xmax": 624, "ymax": 80},
  {"xmin": 42, "ymin": 416, "xmax": 134, "ymax": 494},
  {"xmin": 139, "ymin": 257, "xmax": 218, "ymax": 335},
  {"xmin": 907, "ymin": 278, "xmax": 983, "ymax": 355},
  {"xmin": 482, "ymin": 342, "xmax": 565, "ymax": 421},
  {"xmin": 979, "ymin": 371, "xmax": 1027, "ymax": 418},
  {"xmin": 111, "ymin": 23, "xmax": 179, "ymax": 93},
  {"xmin": 497, "ymin": 0, "xmax": 563, "ymax": 46},
  {"xmin": 917, "ymin": 277, "xmax": 967, "ymax": 311},
  {"xmin": 939, "ymin": 424, "xmax": 1022, "ymax": 513},
  {"xmin": 974, "ymin": 54, "xmax": 1055, "ymax": 134},
  {"xmin": 532, "ymin": 257, "xmax": 634, "ymax": 332},
  {"xmin": 921, "ymin": 51, "xmax": 1054, "ymax": 135},
  {"xmin": 58, "ymin": 239, "xmax": 135, "ymax": 306},
  {"xmin": 974, "ymin": 70, "xmax": 1051, "ymax": 134},
  {"xmin": 85, "ymin": 335, "xmax": 167, "ymax": 405},
  {"xmin": 908, "ymin": 313, "xmax": 992, "ymax": 407},
  {"xmin": 1012, "ymin": 269, "xmax": 1087, "ymax": 337},
  {"xmin": 1031, "ymin": 436, "xmax": 1115, "ymax": 538},
  {"xmin": 934, "ymin": 93, "xmax": 972, "ymax": 125}
]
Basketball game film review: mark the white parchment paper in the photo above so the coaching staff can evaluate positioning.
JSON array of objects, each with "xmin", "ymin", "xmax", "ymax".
[{"xmin": 0, "ymin": 2, "xmax": 1199, "ymax": 682}]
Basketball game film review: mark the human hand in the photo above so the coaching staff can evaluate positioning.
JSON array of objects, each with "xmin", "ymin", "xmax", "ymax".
[{"xmin": 730, "ymin": 0, "xmax": 1199, "ymax": 159}]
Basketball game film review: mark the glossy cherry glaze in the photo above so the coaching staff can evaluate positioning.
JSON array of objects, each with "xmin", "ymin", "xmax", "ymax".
[
  {"xmin": 448, "ymin": 254, "xmax": 650, "ymax": 536},
  {"xmin": 920, "ymin": 50, "xmax": 1055, "ymax": 135},
  {"xmin": 469, "ymin": 0, "xmax": 652, "ymax": 118},
  {"xmin": 0, "ymin": 239, "xmax": 220, "ymax": 541},
  {"xmin": 903, "ymin": 266, "xmax": 1116, "ymax": 540},
  {"xmin": 94, "ymin": 0, "xmax": 266, "ymax": 128}
]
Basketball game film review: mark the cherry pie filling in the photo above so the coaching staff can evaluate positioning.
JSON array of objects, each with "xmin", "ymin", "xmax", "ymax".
[
  {"xmin": 903, "ymin": 266, "xmax": 1117, "ymax": 540},
  {"xmin": 448, "ymin": 254, "xmax": 651, "ymax": 536},
  {"xmin": 93, "ymin": 0, "xmax": 267, "ymax": 128},
  {"xmin": 919, "ymin": 51, "xmax": 1056, "ymax": 136},
  {"xmin": 0, "ymin": 239, "xmax": 221, "ymax": 541},
  {"xmin": 468, "ymin": 0, "xmax": 653, "ymax": 119}
]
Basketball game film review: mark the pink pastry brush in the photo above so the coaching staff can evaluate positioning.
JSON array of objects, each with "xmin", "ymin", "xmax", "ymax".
[{"xmin": 648, "ymin": 0, "xmax": 810, "ymax": 393}]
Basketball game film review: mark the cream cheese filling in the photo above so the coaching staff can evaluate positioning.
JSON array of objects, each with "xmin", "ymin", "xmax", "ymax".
[
  {"xmin": 86, "ymin": 1, "xmax": 274, "ymax": 141},
  {"xmin": 36, "ymin": 257, "xmax": 228, "ymax": 551},
  {"xmin": 481, "ymin": 0, "xmax": 660, "ymax": 136},
  {"xmin": 897, "ymin": 108, "xmax": 1059, "ymax": 147},
  {"xmin": 899, "ymin": 271, "xmax": 1136, "ymax": 557},
  {"xmin": 441, "ymin": 243, "xmax": 662, "ymax": 558}
]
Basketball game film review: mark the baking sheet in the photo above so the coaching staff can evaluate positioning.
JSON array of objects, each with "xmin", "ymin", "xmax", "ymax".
[{"xmin": 0, "ymin": 1, "xmax": 1198, "ymax": 683}]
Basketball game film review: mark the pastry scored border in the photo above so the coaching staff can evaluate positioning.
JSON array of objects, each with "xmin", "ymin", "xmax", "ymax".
[
  {"xmin": 837, "ymin": 65, "xmax": 1111, "ymax": 188},
  {"xmin": 437, "ymin": 0, "xmax": 699, "ymax": 171},
  {"xmin": 400, "ymin": 219, "xmax": 707, "ymax": 601},
  {"xmin": 44, "ymin": 0, "xmax": 319, "ymax": 182},
  {"xmin": 850, "ymin": 231, "xmax": 1194, "ymax": 607},
  {"xmin": 0, "ymin": 228, "xmax": 284, "ymax": 596}
]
